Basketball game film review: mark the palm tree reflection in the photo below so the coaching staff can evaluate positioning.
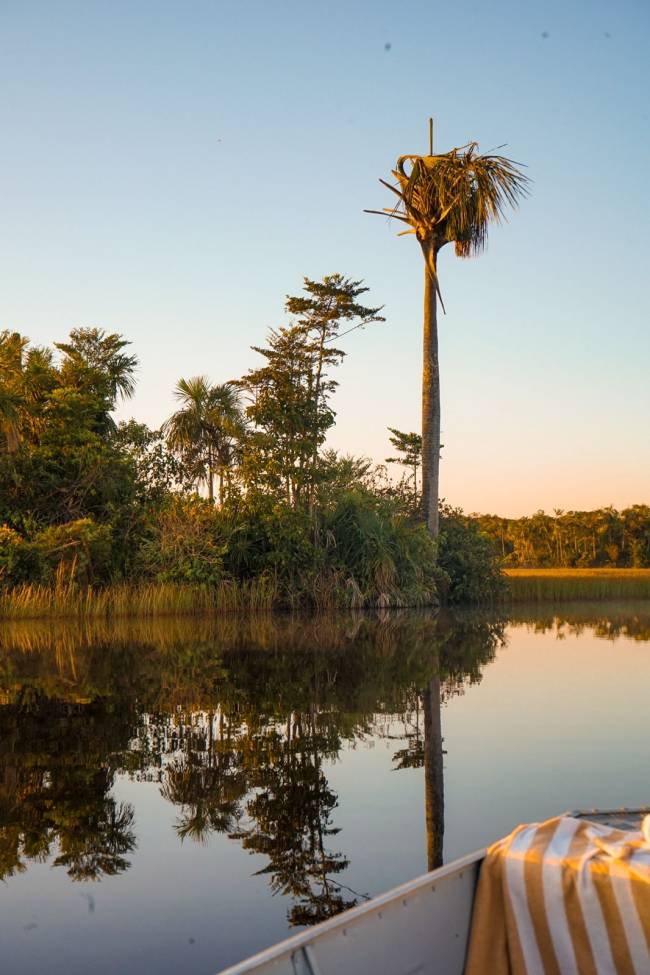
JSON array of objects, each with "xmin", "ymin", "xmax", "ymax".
[{"xmin": 423, "ymin": 669, "xmax": 444, "ymax": 870}]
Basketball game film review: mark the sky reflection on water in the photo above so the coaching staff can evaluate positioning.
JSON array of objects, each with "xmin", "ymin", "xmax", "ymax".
[{"xmin": 0, "ymin": 603, "xmax": 648, "ymax": 974}]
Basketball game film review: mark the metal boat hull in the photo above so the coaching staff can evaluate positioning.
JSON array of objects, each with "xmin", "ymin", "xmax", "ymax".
[
  {"xmin": 216, "ymin": 808, "xmax": 649, "ymax": 975},
  {"xmin": 217, "ymin": 849, "xmax": 485, "ymax": 975}
]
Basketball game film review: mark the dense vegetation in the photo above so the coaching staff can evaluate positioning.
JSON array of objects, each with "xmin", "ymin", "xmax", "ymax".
[
  {"xmin": 472, "ymin": 508, "xmax": 650, "ymax": 568},
  {"xmin": 0, "ymin": 275, "xmax": 502, "ymax": 613},
  {"xmin": 7, "ymin": 272, "xmax": 641, "ymax": 615}
]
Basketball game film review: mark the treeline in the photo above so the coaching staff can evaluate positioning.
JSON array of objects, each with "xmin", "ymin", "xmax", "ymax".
[
  {"xmin": 0, "ymin": 274, "xmax": 502, "ymax": 608},
  {"xmin": 472, "ymin": 507, "xmax": 650, "ymax": 568}
]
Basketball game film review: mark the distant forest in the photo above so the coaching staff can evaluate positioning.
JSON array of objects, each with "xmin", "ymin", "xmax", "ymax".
[{"xmin": 472, "ymin": 507, "xmax": 650, "ymax": 568}]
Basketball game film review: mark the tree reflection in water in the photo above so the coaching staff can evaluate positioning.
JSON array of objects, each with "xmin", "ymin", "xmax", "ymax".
[
  {"xmin": 0, "ymin": 692, "xmax": 136, "ymax": 882},
  {"xmin": 0, "ymin": 611, "xmax": 505, "ymax": 921}
]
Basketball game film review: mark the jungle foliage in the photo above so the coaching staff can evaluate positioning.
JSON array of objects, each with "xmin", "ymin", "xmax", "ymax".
[{"xmin": 1, "ymin": 276, "xmax": 501, "ymax": 610}]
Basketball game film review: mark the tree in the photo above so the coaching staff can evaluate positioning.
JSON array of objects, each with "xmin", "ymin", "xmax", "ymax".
[
  {"xmin": 239, "ymin": 326, "xmax": 325, "ymax": 504},
  {"xmin": 0, "ymin": 329, "xmax": 139, "ymax": 529},
  {"xmin": 385, "ymin": 428, "xmax": 422, "ymax": 509},
  {"xmin": 239, "ymin": 275, "xmax": 383, "ymax": 506},
  {"xmin": 472, "ymin": 505, "xmax": 650, "ymax": 569},
  {"xmin": 163, "ymin": 377, "xmax": 245, "ymax": 504},
  {"xmin": 0, "ymin": 331, "xmax": 56, "ymax": 450},
  {"xmin": 114, "ymin": 421, "xmax": 188, "ymax": 503},
  {"xmin": 286, "ymin": 274, "xmax": 384, "ymax": 501},
  {"xmin": 367, "ymin": 123, "xmax": 528, "ymax": 536},
  {"xmin": 55, "ymin": 328, "xmax": 138, "ymax": 401},
  {"xmin": 55, "ymin": 327, "xmax": 138, "ymax": 433}
]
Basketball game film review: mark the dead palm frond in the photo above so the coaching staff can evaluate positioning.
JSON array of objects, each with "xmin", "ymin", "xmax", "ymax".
[{"xmin": 366, "ymin": 140, "xmax": 530, "ymax": 308}]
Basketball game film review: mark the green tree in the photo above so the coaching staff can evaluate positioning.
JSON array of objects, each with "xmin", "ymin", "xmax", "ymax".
[
  {"xmin": 367, "ymin": 124, "xmax": 528, "ymax": 536},
  {"xmin": 0, "ymin": 329, "xmax": 139, "ymax": 531},
  {"xmin": 0, "ymin": 331, "xmax": 57, "ymax": 450},
  {"xmin": 239, "ymin": 275, "xmax": 382, "ymax": 506},
  {"xmin": 385, "ymin": 428, "xmax": 422, "ymax": 509},
  {"xmin": 55, "ymin": 327, "xmax": 138, "ymax": 401},
  {"xmin": 286, "ymin": 274, "xmax": 384, "ymax": 501},
  {"xmin": 163, "ymin": 377, "xmax": 245, "ymax": 504},
  {"xmin": 114, "ymin": 421, "xmax": 187, "ymax": 503},
  {"xmin": 239, "ymin": 326, "xmax": 322, "ymax": 504}
]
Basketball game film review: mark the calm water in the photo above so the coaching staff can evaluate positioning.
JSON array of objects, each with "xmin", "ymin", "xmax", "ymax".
[{"xmin": 1, "ymin": 603, "xmax": 649, "ymax": 974}]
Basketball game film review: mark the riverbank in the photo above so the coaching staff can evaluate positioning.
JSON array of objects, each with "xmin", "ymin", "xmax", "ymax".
[
  {"xmin": 3, "ymin": 569, "xmax": 648, "ymax": 621},
  {"xmin": 505, "ymin": 568, "xmax": 650, "ymax": 602},
  {"xmin": 0, "ymin": 575, "xmax": 442, "ymax": 620}
]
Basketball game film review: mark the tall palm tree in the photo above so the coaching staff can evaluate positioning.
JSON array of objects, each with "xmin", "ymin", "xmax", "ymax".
[
  {"xmin": 164, "ymin": 376, "xmax": 245, "ymax": 503},
  {"xmin": 367, "ymin": 123, "xmax": 529, "ymax": 536}
]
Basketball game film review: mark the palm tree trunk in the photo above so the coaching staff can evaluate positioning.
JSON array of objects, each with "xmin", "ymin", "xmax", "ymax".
[
  {"xmin": 207, "ymin": 457, "xmax": 214, "ymax": 503},
  {"xmin": 423, "ymin": 669, "xmax": 444, "ymax": 870},
  {"xmin": 219, "ymin": 472, "xmax": 224, "ymax": 506},
  {"xmin": 421, "ymin": 261, "xmax": 440, "ymax": 537},
  {"xmin": 310, "ymin": 323, "xmax": 327, "ymax": 504}
]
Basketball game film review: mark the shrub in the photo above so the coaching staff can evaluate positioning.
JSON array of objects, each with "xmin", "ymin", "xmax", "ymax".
[
  {"xmin": 220, "ymin": 500, "xmax": 316, "ymax": 583},
  {"xmin": 323, "ymin": 490, "xmax": 441, "ymax": 606},
  {"xmin": 438, "ymin": 505, "xmax": 505, "ymax": 604},
  {"xmin": 31, "ymin": 519, "xmax": 114, "ymax": 586},
  {"xmin": 0, "ymin": 525, "xmax": 36, "ymax": 586},
  {"xmin": 135, "ymin": 496, "xmax": 226, "ymax": 584}
]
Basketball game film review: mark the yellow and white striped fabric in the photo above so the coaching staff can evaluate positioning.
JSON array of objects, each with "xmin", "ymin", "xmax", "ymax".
[{"xmin": 464, "ymin": 815, "xmax": 650, "ymax": 975}]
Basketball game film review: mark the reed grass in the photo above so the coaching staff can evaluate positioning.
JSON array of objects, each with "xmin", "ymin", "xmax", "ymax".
[
  {"xmin": 504, "ymin": 568, "xmax": 650, "ymax": 602},
  {"xmin": 0, "ymin": 576, "xmax": 282, "ymax": 620},
  {"xmin": 0, "ymin": 572, "xmax": 437, "ymax": 620}
]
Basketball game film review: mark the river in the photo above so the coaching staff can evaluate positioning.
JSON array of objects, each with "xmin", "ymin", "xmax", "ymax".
[{"xmin": 0, "ymin": 603, "xmax": 648, "ymax": 974}]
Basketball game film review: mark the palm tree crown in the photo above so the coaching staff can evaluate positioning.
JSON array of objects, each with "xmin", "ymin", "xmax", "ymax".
[
  {"xmin": 164, "ymin": 376, "xmax": 245, "ymax": 503},
  {"xmin": 369, "ymin": 141, "xmax": 529, "ymax": 305}
]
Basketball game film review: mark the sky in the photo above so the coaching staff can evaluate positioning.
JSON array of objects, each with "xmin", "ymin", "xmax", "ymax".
[{"xmin": 1, "ymin": 0, "xmax": 649, "ymax": 517}]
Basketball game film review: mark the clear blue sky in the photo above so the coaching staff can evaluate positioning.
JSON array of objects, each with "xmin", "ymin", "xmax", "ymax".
[{"xmin": 2, "ymin": 0, "xmax": 648, "ymax": 516}]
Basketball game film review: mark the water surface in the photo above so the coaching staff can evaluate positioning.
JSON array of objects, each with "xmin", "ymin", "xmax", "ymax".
[{"xmin": 0, "ymin": 603, "xmax": 648, "ymax": 974}]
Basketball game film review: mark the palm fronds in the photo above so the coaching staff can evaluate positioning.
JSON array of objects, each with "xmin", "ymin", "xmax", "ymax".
[
  {"xmin": 366, "ymin": 138, "xmax": 530, "ymax": 302},
  {"xmin": 163, "ymin": 376, "xmax": 246, "ymax": 499}
]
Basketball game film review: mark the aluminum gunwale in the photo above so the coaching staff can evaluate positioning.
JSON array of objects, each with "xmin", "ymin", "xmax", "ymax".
[{"xmin": 216, "ymin": 847, "xmax": 486, "ymax": 975}]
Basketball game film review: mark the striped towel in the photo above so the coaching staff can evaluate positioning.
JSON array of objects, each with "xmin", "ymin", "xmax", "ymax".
[{"xmin": 464, "ymin": 815, "xmax": 650, "ymax": 975}]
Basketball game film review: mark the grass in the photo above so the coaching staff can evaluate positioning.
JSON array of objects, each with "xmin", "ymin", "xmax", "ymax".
[
  {"xmin": 0, "ymin": 571, "xmax": 437, "ymax": 621},
  {"xmin": 504, "ymin": 568, "xmax": 650, "ymax": 602},
  {"xmin": 0, "ymin": 577, "xmax": 281, "ymax": 620},
  {"xmin": 5, "ymin": 567, "xmax": 647, "ymax": 619}
]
